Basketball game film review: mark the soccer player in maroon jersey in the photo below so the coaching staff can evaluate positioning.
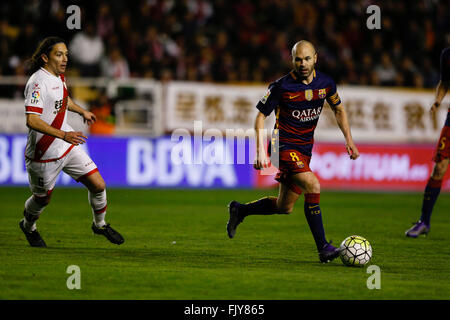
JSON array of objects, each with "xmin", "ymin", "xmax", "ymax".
[
  {"xmin": 405, "ymin": 47, "xmax": 450, "ymax": 237},
  {"xmin": 227, "ymin": 41, "xmax": 359, "ymax": 263},
  {"xmin": 19, "ymin": 37, "xmax": 124, "ymax": 247}
]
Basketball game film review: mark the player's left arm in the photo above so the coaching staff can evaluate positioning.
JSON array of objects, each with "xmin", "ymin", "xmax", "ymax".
[
  {"xmin": 431, "ymin": 80, "xmax": 449, "ymax": 112},
  {"xmin": 67, "ymin": 97, "xmax": 97, "ymax": 125},
  {"xmin": 433, "ymin": 48, "xmax": 450, "ymax": 112},
  {"xmin": 330, "ymin": 103, "xmax": 359, "ymax": 160}
]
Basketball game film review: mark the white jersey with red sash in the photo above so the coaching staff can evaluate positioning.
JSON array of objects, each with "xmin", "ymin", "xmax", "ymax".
[{"xmin": 24, "ymin": 67, "xmax": 74, "ymax": 162}]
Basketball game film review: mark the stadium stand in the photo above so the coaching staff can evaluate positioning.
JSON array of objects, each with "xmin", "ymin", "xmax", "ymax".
[{"xmin": 0, "ymin": 0, "xmax": 448, "ymax": 87}]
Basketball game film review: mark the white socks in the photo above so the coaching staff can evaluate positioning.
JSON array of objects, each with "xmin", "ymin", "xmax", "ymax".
[
  {"xmin": 24, "ymin": 196, "xmax": 47, "ymax": 232},
  {"xmin": 23, "ymin": 190, "xmax": 108, "ymax": 231},
  {"xmin": 89, "ymin": 190, "xmax": 107, "ymax": 227}
]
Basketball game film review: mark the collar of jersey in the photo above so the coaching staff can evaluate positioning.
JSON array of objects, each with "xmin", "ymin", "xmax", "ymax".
[{"xmin": 40, "ymin": 67, "xmax": 61, "ymax": 79}]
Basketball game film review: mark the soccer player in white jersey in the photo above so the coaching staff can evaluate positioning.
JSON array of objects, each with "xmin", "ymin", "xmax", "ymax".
[{"xmin": 20, "ymin": 37, "xmax": 124, "ymax": 247}]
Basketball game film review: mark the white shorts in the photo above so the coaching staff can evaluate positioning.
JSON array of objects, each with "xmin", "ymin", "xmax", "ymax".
[{"xmin": 26, "ymin": 146, "xmax": 98, "ymax": 197}]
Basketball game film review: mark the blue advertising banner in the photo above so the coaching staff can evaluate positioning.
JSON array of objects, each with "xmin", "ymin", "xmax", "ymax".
[{"xmin": 0, "ymin": 134, "xmax": 256, "ymax": 188}]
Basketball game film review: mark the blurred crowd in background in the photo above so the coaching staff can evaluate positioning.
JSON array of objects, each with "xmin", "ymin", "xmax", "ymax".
[{"xmin": 0, "ymin": 0, "xmax": 449, "ymax": 87}]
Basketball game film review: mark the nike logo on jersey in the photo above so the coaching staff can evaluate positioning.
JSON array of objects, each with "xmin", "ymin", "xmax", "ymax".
[{"xmin": 289, "ymin": 94, "xmax": 301, "ymax": 99}]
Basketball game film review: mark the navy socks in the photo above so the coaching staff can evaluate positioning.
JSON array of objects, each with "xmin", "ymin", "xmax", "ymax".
[
  {"xmin": 304, "ymin": 193, "xmax": 327, "ymax": 251},
  {"xmin": 420, "ymin": 177, "xmax": 442, "ymax": 226}
]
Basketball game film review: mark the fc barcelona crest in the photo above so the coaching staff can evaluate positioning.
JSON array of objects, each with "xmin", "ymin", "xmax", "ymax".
[
  {"xmin": 305, "ymin": 89, "xmax": 313, "ymax": 101},
  {"xmin": 318, "ymin": 89, "xmax": 326, "ymax": 99}
]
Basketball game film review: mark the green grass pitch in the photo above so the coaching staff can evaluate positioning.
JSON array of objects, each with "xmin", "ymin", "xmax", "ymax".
[{"xmin": 0, "ymin": 187, "xmax": 449, "ymax": 300}]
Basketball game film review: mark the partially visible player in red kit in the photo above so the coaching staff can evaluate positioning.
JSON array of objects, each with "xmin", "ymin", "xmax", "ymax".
[
  {"xmin": 227, "ymin": 41, "xmax": 359, "ymax": 263},
  {"xmin": 20, "ymin": 37, "xmax": 124, "ymax": 247},
  {"xmin": 405, "ymin": 47, "xmax": 450, "ymax": 238}
]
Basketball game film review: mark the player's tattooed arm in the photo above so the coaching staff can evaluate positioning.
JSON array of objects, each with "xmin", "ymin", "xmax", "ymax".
[
  {"xmin": 26, "ymin": 114, "xmax": 87, "ymax": 145},
  {"xmin": 330, "ymin": 104, "xmax": 359, "ymax": 160},
  {"xmin": 67, "ymin": 97, "xmax": 97, "ymax": 125}
]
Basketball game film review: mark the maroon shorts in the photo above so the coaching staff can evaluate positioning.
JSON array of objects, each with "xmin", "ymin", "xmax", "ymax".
[
  {"xmin": 433, "ymin": 126, "xmax": 450, "ymax": 162},
  {"xmin": 274, "ymin": 149, "xmax": 311, "ymax": 195}
]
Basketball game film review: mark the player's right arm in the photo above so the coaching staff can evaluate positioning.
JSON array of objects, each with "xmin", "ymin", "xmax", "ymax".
[
  {"xmin": 254, "ymin": 82, "xmax": 281, "ymax": 170},
  {"xmin": 26, "ymin": 114, "xmax": 87, "ymax": 145},
  {"xmin": 254, "ymin": 111, "xmax": 270, "ymax": 170},
  {"xmin": 24, "ymin": 77, "xmax": 86, "ymax": 146}
]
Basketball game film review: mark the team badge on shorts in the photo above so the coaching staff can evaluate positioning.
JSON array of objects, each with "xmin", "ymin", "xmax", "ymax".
[
  {"xmin": 296, "ymin": 161, "xmax": 304, "ymax": 168},
  {"xmin": 305, "ymin": 89, "xmax": 313, "ymax": 101},
  {"xmin": 318, "ymin": 89, "xmax": 326, "ymax": 99}
]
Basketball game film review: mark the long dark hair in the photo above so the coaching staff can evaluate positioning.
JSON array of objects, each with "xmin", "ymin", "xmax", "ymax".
[{"xmin": 25, "ymin": 37, "xmax": 65, "ymax": 74}]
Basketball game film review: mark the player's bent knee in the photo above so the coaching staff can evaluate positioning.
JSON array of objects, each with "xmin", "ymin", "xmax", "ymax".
[
  {"xmin": 91, "ymin": 183, "xmax": 105, "ymax": 194},
  {"xmin": 301, "ymin": 175, "xmax": 320, "ymax": 194},
  {"xmin": 86, "ymin": 178, "xmax": 106, "ymax": 194},
  {"xmin": 313, "ymin": 184, "xmax": 321, "ymax": 194},
  {"xmin": 432, "ymin": 161, "xmax": 449, "ymax": 180},
  {"xmin": 306, "ymin": 182, "xmax": 320, "ymax": 194},
  {"xmin": 97, "ymin": 180, "xmax": 106, "ymax": 192}
]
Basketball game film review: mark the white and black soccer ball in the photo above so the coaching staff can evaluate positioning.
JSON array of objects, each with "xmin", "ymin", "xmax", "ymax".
[{"xmin": 339, "ymin": 235, "xmax": 372, "ymax": 266}]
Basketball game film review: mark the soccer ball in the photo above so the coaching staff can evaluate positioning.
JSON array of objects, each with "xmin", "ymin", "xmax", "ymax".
[{"xmin": 339, "ymin": 235, "xmax": 372, "ymax": 266}]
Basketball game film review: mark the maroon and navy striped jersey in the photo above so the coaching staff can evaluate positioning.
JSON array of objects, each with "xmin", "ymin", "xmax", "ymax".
[{"xmin": 256, "ymin": 69, "xmax": 341, "ymax": 156}]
